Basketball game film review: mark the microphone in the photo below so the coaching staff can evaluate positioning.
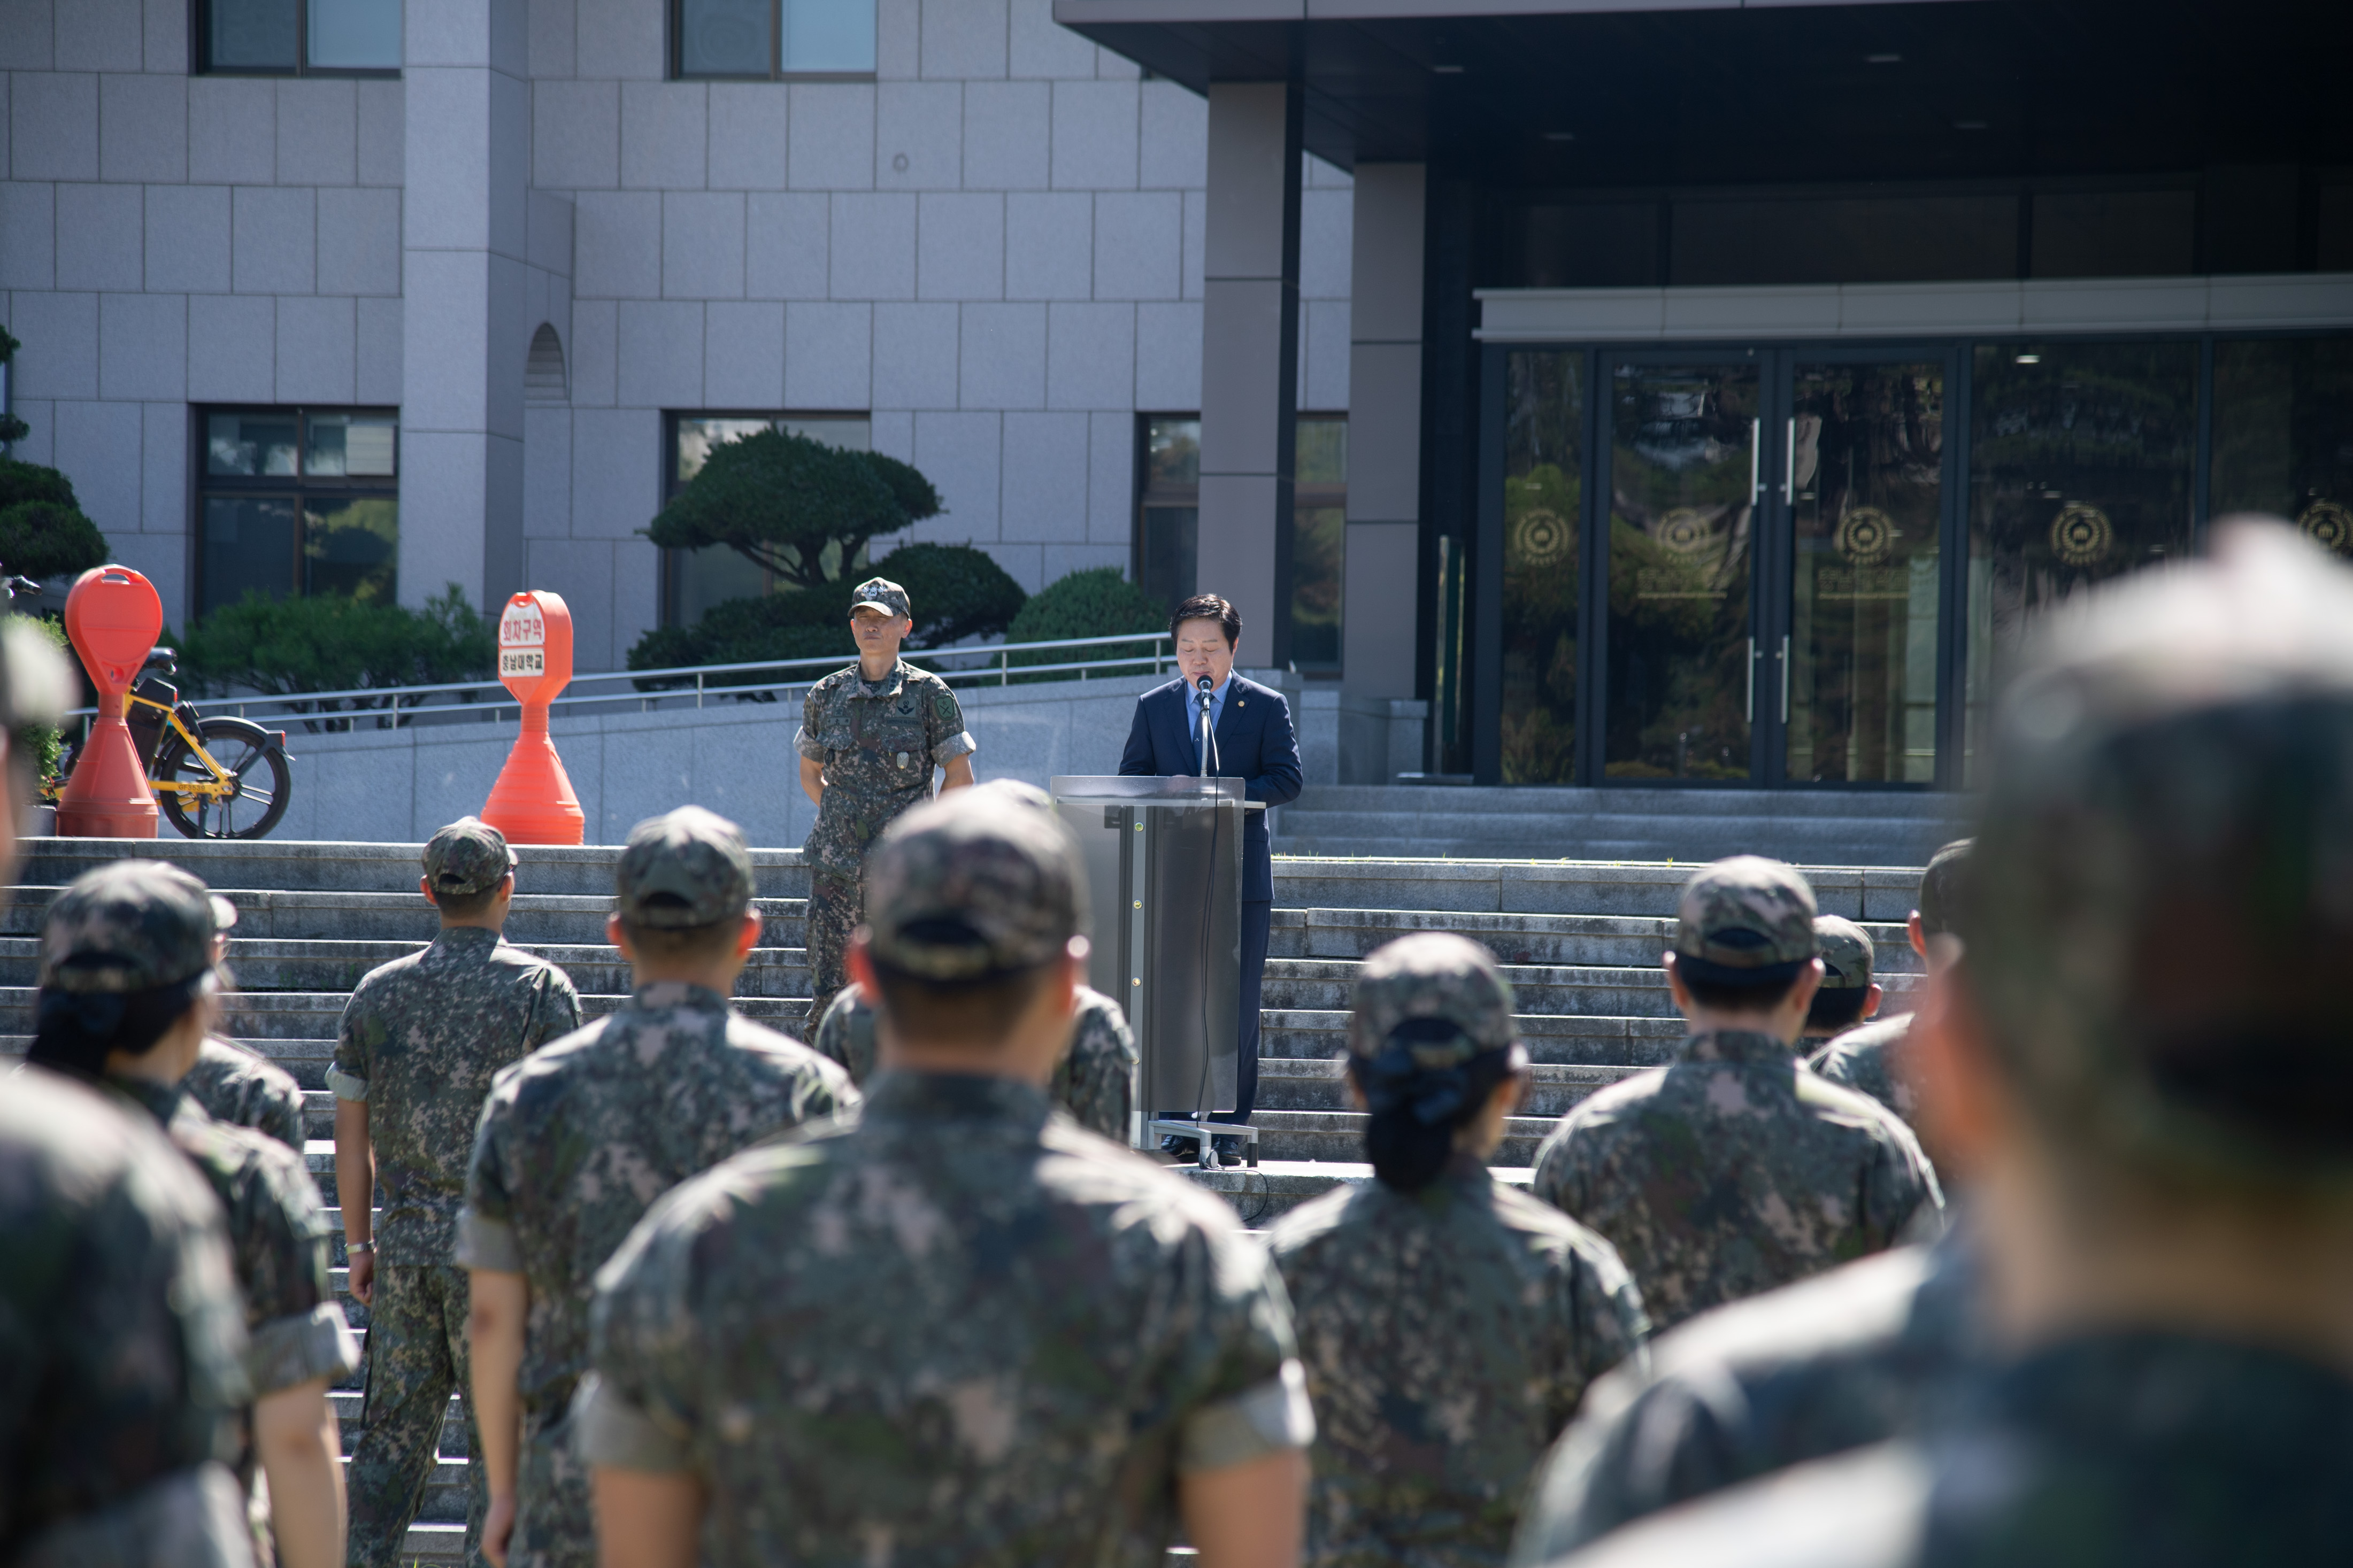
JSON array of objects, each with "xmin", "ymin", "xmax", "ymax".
[{"xmin": 1196, "ymin": 675, "xmax": 1214, "ymax": 698}]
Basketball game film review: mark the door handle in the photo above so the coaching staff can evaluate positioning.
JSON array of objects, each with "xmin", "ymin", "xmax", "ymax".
[
  {"xmin": 1783, "ymin": 419, "xmax": 1796, "ymax": 504},
  {"xmin": 1780, "ymin": 635, "xmax": 1791, "ymax": 724},
  {"xmin": 1749, "ymin": 418, "xmax": 1762, "ymax": 505},
  {"xmin": 1746, "ymin": 637, "xmax": 1756, "ymax": 724}
]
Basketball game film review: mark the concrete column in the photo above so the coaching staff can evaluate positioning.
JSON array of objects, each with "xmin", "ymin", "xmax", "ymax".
[
  {"xmin": 1197, "ymin": 82, "xmax": 1303, "ymax": 669},
  {"xmin": 399, "ymin": 1, "xmax": 529, "ymax": 613},
  {"xmin": 1343, "ymin": 163, "xmax": 1425, "ymax": 700}
]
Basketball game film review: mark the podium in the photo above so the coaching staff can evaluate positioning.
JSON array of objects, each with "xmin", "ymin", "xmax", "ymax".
[{"xmin": 1051, "ymin": 775, "xmax": 1261, "ymax": 1167}]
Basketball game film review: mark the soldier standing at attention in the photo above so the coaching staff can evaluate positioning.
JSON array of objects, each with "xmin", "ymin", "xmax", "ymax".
[
  {"xmin": 184, "ymin": 1034, "xmax": 306, "ymax": 1153},
  {"xmin": 26, "ymin": 862, "xmax": 359, "ymax": 1568},
  {"xmin": 1547, "ymin": 523, "xmax": 2353, "ymax": 1567},
  {"xmin": 459, "ymin": 807, "xmax": 857, "ymax": 1568},
  {"xmin": 1268, "ymin": 932, "xmax": 1649, "ymax": 1568},
  {"xmin": 1798, "ymin": 916, "xmax": 1881, "ymax": 1045},
  {"xmin": 334, "ymin": 818, "xmax": 583, "ymax": 1568},
  {"xmin": 797, "ymin": 576, "xmax": 978, "ymax": 1024},
  {"xmin": 812, "ymin": 778, "xmax": 1139, "ymax": 1140},
  {"xmin": 1806, "ymin": 840, "xmax": 1972, "ymax": 1131},
  {"xmin": 1531, "ymin": 858, "xmax": 1941, "ymax": 1331},
  {"xmin": 581, "ymin": 789, "xmax": 1312, "ymax": 1566}
]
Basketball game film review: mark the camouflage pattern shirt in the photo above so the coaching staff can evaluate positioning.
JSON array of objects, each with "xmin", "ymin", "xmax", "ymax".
[
  {"xmin": 796, "ymin": 659, "xmax": 976, "ymax": 871},
  {"xmin": 332, "ymin": 925, "xmax": 583, "ymax": 1264},
  {"xmin": 1267, "ymin": 1164, "xmax": 1650, "ymax": 1568},
  {"xmin": 812, "ymin": 982, "xmax": 1139, "ymax": 1140},
  {"xmin": 456, "ymin": 983, "xmax": 858, "ymax": 1424},
  {"xmin": 0, "ymin": 1067, "xmax": 251, "ymax": 1564},
  {"xmin": 1805, "ymin": 1013, "xmax": 1920, "ymax": 1130},
  {"xmin": 182, "ymin": 1037, "xmax": 305, "ymax": 1153},
  {"xmin": 1553, "ymin": 1332, "xmax": 2353, "ymax": 1568},
  {"xmin": 581, "ymin": 1072, "xmax": 1313, "ymax": 1567},
  {"xmin": 1530, "ymin": 1030, "xmax": 1942, "ymax": 1332},
  {"xmin": 1511, "ymin": 1234, "xmax": 1978, "ymax": 1565},
  {"xmin": 109, "ymin": 1077, "xmax": 359, "ymax": 1403}
]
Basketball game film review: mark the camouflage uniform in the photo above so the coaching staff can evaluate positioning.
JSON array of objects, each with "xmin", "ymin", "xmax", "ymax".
[
  {"xmin": 183, "ymin": 1037, "xmax": 305, "ymax": 1152},
  {"xmin": 797, "ymin": 577, "xmax": 979, "ymax": 1023},
  {"xmin": 1804, "ymin": 1012, "xmax": 1919, "ymax": 1126},
  {"xmin": 334, "ymin": 819, "xmax": 583, "ymax": 1568},
  {"xmin": 812, "ymin": 979, "xmax": 1138, "ymax": 1139},
  {"xmin": 1537, "ymin": 526, "xmax": 2353, "ymax": 1567},
  {"xmin": 1531, "ymin": 859, "xmax": 1941, "ymax": 1331},
  {"xmin": 0, "ymin": 1065, "xmax": 256, "ymax": 1568},
  {"xmin": 1267, "ymin": 934, "xmax": 1649, "ymax": 1568},
  {"xmin": 581, "ymin": 788, "xmax": 1313, "ymax": 1566},
  {"xmin": 458, "ymin": 808, "xmax": 857, "ymax": 1568},
  {"xmin": 34, "ymin": 862, "xmax": 358, "ymax": 1567}
]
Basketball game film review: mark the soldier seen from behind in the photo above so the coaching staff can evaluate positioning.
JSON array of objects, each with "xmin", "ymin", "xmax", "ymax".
[
  {"xmin": 1531, "ymin": 858, "xmax": 1941, "ymax": 1330},
  {"xmin": 797, "ymin": 575, "xmax": 978, "ymax": 1024},
  {"xmin": 335, "ymin": 817, "xmax": 583, "ymax": 1568},
  {"xmin": 184, "ymin": 1033, "xmax": 305, "ymax": 1153},
  {"xmin": 812, "ymin": 779, "xmax": 1139, "ymax": 1140},
  {"xmin": 26, "ymin": 861, "xmax": 358, "ymax": 1568},
  {"xmin": 1551, "ymin": 521, "xmax": 2353, "ymax": 1568},
  {"xmin": 1267, "ymin": 932, "xmax": 1649, "ymax": 1568},
  {"xmin": 1800, "ymin": 916, "xmax": 1880, "ymax": 1042},
  {"xmin": 1808, "ymin": 840, "xmax": 1972, "ymax": 1132},
  {"xmin": 583, "ymin": 787, "xmax": 1312, "ymax": 1566},
  {"xmin": 2, "ymin": 620, "xmax": 264, "ymax": 1568},
  {"xmin": 459, "ymin": 807, "xmax": 856, "ymax": 1568}
]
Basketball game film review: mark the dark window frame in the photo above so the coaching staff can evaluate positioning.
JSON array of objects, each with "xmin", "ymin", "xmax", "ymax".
[
  {"xmin": 192, "ymin": 0, "xmax": 403, "ymax": 77},
  {"xmin": 1290, "ymin": 412, "xmax": 1348, "ymax": 675},
  {"xmin": 668, "ymin": 0, "xmax": 879, "ymax": 82},
  {"xmin": 1132, "ymin": 412, "xmax": 1200, "ymax": 616},
  {"xmin": 193, "ymin": 404, "xmax": 401, "ymax": 619}
]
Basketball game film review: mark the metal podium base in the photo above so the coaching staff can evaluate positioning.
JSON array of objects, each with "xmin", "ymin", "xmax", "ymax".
[{"xmin": 1148, "ymin": 1118, "xmax": 1261, "ymax": 1170}]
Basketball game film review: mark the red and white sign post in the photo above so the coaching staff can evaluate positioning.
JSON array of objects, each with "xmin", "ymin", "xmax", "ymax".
[{"xmin": 480, "ymin": 591, "xmax": 586, "ymax": 845}]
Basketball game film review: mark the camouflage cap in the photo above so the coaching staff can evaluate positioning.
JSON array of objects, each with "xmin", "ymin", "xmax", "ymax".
[
  {"xmin": 977, "ymin": 778, "xmax": 1055, "ymax": 814},
  {"xmin": 864, "ymin": 789, "xmax": 1083, "ymax": 982},
  {"xmin": 1346, "ymin": 932, "xmax": 1517, "ymax": 1065},
  {"xmin": 615, "ymin": 806, "xmax": 754, "ymax": 929},
  {"xmin": 1916, "ymin": 838, "xmax": 1972, "ymax": 938},
  {"xmin": 849, "ymin": 577, "xmax": 911, "ymax": 619},
  {"xmin": 1813, "ymin": 916, "xmax": 1874, "ymax": 990},
  {"xmin": 1672, "ymin": 855, "xmax": 1819, "ymax": 986},
  {"xmin": 41, "ymin": 861, "xmax": 235, "ymax": 994},
  {"xmin": 422, "ymin": 816, "xmax": 516, "ymax": 899},
  {"xmin": 1971, "ymin": 519, "xmax": 2353, "ymax": 1176}
]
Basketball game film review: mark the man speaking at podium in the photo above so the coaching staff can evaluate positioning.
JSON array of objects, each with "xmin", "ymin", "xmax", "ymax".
[{"xmin": 1119, "ymin": 593, "xmax": 1302, "ymax": 1164}]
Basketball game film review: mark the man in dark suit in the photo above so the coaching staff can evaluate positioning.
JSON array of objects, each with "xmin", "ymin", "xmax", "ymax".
[{"xmin": 1119, "ymin": 592, "xmax": 1303, "ymax": 1164}]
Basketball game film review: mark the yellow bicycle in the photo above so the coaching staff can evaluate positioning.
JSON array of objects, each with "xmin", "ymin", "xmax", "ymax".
[{"xmin": 45, "ymin": 650, "xmax": 295, "ymax": 840}]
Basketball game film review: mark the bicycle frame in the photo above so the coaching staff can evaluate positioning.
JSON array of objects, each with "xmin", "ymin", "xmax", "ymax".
[{"xmin": 42, "ymin": 692, "xmax": 241, "ymax": 803}]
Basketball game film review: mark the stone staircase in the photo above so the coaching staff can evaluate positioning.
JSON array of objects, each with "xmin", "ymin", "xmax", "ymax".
[{"xmin": 4, "ymin": 832, "xmax": 1935, "ymax": 1560}]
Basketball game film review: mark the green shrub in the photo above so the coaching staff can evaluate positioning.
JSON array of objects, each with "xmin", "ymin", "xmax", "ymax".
[
  {"xmin": 0, "ymin": 455, "xmax": 76, "ymax": 513},
  {"xmin": 879, "ymin": 543, "xmax": 1025, "ymax": 646},
  {"xmin": 644, "ymin": 429, "xmax": 943, "ymax": 589},
  {"xmin": 177, "ymin": 585, "xmax": 494, "ymax": 705},
  {"xmin": 1003, "ymin": 567, "xmax": 1165, "ymax": 682},
  {"xmin": 11, "ymin": 614, "xmax": 68, "ymax": 783},
  {"xmin": 0, "ymin": 499, "xmax": 109, "ymax": 582}
]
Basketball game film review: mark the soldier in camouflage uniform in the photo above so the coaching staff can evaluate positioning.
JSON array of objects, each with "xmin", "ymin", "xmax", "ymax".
[
  {"xmin": 582, "ymin": 788, "xmax": 1312, "ymax": 1565},
  {"xmin": 184, "ymin": 1036, "xmax": 306, "ymax": 1153},
  {"xmin": 2, "ymin": 1064, "xmax": 257, "ymax": 1567},
  {"xmin": 26, "ymin": 861, "xmax": 359, "ymax": 1568},
  {"xmin": 1798, "ymin": 916, "xmax": 1880, "ymax": 1042},
  {"xmin": 1530, "ymin": 858, "xmax": 1941, "ymax": 1331},
  {"xmin": 333, "ymin": 818, "xmax": 583, "ymax": 1568},
  {"xmin": 796, "ymin": 576, "xmax": 978, "ymax": 1024},
  {"xmin": 459, "ymin": 807, "xmax": 857, "ymax": 1568},
  {"xmin": 1805, "ymin": 840, "xmax": 1972, "ymax": 1132},
  {"xmin": 1267, "ymin": 933, "xmax": 1649, "ymax": 1568},
  {"xmin": 1536, "ymin": 522, "xmax": 2353, "ymax": 1566}
]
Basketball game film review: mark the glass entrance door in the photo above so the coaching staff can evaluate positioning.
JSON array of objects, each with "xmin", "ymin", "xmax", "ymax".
[
  {"xmin": 1603, "ymin": 361, "xmax": 1762, "ymax": 781},
  {"xmin": 1781, "ymin": 358, "xmax": 1948, "ymax": 784}
]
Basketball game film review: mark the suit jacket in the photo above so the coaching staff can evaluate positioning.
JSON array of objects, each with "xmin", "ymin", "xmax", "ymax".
[{"xmin": 1119, "ymin": 674, "xmax": 1302, "ymax": 901}]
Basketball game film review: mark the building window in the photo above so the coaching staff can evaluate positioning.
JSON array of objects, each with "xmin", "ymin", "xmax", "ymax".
[
  {"xmin": 197, "ymin": 0, "xmax": 403, "ymax": 74},
  {"xmin": 197, "ymin": 407, "xmax": 399, "ymax": 617},
  {"xmin": 2211, "ymin": 335, "xmax": 2353, "ymax": 552},
  {"xmin": 672, "ymin": 0, "xmax": 876, "ymax": 79},
  {"xmin": 663, "ymin": 414, "xmax": 872, "ymax": 628},
  {"xmin": 1135, "ymin": 416, "xmax": 1199, "ymax": 615},
  {"xmin": 1291, "ymin": 415, "xmax": 1347, "ymax": 672}
]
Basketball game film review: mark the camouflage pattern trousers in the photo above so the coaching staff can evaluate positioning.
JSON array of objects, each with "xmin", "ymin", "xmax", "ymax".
[
  {"xmin": 804, "ymin": 868, "xmax": 864, "ymax": 1028},
  {"xmin": 348, "ymin": 1262, "xmax": 488, "ymax": 1568}
]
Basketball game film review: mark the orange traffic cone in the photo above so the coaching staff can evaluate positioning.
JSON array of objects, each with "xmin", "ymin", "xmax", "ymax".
[
  {"xmin": 480, "ymin": 590, "xmax": 586, "ymax": 846},
  {"xmin": 57, "ymin": 566, "xmax": 163, "ymax": 838}
]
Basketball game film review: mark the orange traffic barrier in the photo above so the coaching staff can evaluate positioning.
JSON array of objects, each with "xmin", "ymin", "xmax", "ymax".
[
  {"xmin": 57, "ymin": 565, "xmax": 164, "ymax": 838},
  {"xmin": 481, "ymin": 590, "xmax": 586, "ymax": 846}
]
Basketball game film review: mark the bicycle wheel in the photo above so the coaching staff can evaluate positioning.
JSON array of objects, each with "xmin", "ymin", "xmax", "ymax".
[{"xmin": 156, "ymin": 718, "xmax": 293, "ymax": 840}]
